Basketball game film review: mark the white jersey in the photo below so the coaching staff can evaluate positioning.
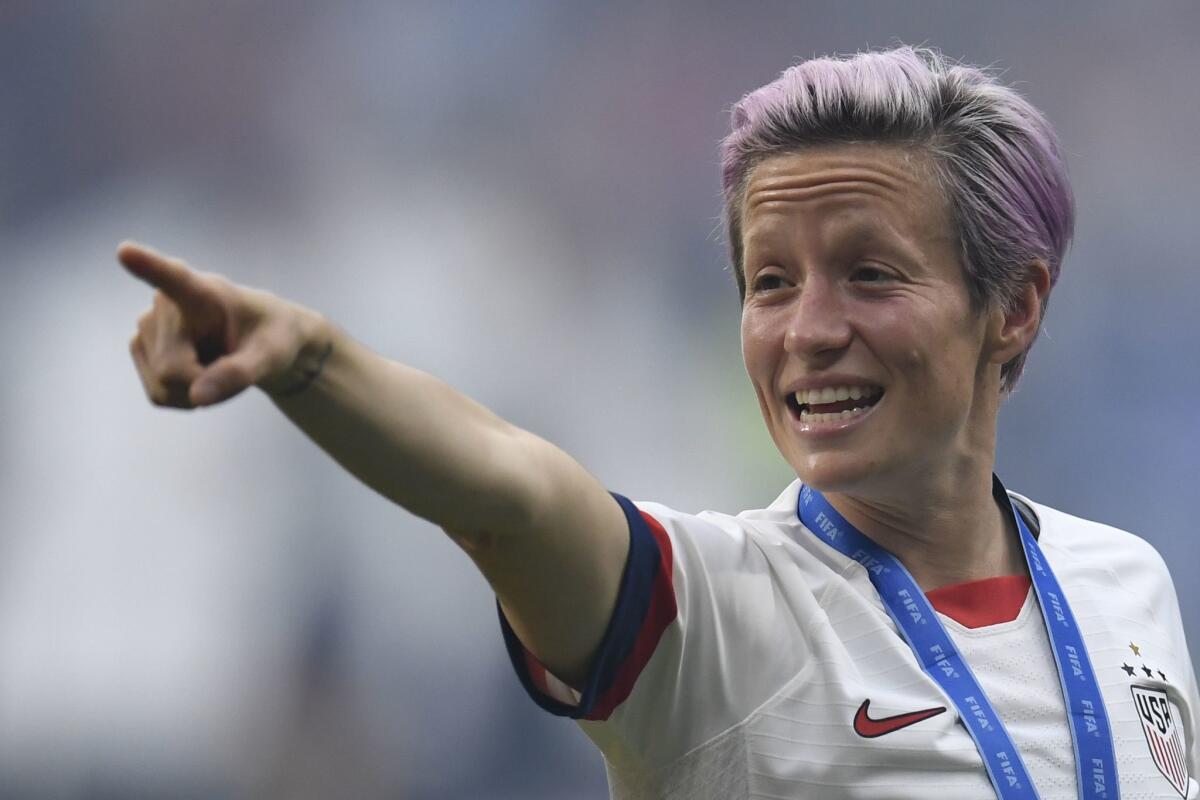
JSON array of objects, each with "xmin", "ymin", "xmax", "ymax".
[{"xmin": 499, "ymin": 481, "xmax": 1200, "ymax": 799}]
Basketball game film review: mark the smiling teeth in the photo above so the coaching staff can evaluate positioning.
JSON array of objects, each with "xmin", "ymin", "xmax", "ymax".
[
  {"xmin": 793, "ymin": 385, "xmax": 882, "ymax": 406},
  {"xmin": 799, "ymin": 406, "xmax": 874, "ymax": 424}
]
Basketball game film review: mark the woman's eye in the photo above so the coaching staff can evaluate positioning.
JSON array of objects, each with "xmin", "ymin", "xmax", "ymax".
[
  {"xmin": 853, "ymin": 265, "xmax": 893, "ymax": 283},
  {"xmin": 752, "ymin": 273, "xmax": 785, "ymax": 292}
]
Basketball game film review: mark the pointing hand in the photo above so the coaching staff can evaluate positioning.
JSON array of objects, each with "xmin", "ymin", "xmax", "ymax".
[{"xmin": 119, "ymin": 241, "xmax": 327, "ymax": 408}]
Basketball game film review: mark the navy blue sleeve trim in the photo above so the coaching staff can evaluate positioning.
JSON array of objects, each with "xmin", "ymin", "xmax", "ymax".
[{"xmin": 497, "ymin": 491, "xmax": 664, "ymax": 719}]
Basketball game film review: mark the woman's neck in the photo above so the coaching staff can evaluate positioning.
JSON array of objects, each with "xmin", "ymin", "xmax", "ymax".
[{"xmin": 822, "ymin": 466, "xmax": 1028, "ymax": 592}]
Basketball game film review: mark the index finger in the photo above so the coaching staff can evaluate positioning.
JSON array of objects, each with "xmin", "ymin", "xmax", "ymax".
[{"xmin": 117, "ymin": 241, "xmax": 207, "ymax": 306}]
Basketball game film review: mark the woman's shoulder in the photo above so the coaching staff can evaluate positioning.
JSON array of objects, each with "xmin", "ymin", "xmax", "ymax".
[
  {"xmin": 629, "ymin": 480, "xmax": 805, "ymax": 541},
  {"xmin": 1010, "ymin": 490, "xmax": 1163, "ymax": 562},
  {"xmin": 1012, "ymin": 491, "xmax": 1177, "ymax": 610},
  {"xmin": 629, "ymin": 481, "xmax": 856, "ymax": 580}
]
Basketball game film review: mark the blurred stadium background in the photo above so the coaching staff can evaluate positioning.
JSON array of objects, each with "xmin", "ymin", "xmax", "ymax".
[{"xmin": 1, "ymin": 2, "xmax": 1197, "ymax": 797}]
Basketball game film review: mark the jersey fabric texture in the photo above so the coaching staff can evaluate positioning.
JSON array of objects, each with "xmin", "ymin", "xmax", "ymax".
[{"xmin": 499, "ymin": 482, "xmax": 1200, "ymax": 799}]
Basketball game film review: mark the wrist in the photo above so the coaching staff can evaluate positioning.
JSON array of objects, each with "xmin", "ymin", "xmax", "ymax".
[{"xmin": 260, "ymin": 311, "xmax": 336, "ymax": 400}]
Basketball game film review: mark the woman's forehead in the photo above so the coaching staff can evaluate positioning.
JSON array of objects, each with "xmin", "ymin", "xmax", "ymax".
[{"xmin": 741, "ymin": 144, "xmax": 953, "ymax": 247}]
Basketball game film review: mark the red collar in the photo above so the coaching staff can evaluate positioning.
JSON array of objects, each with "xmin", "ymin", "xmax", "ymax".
[{"xmin": 925, "ymin": 575, "xmax": 1032, "ymax": 629}]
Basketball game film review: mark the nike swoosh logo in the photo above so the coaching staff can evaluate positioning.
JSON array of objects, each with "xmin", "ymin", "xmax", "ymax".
[{"xmin": 853, "ymin": 699, "xmax": 947, "ymax": 738}]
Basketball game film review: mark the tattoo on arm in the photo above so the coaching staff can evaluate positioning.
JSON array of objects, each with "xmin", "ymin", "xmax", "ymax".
[{"xmin": 271, "ymin": 340, "xmax": 334, "ymax": 398}]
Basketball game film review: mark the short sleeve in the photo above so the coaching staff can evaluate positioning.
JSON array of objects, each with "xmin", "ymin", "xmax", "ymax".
[
  {"xmin": 499, "ymin": 492, "xmax": 818, "ymax": 768},
  {"xmin": 497, "ymin": 492, "xmax": 677, "ymax": 721}
]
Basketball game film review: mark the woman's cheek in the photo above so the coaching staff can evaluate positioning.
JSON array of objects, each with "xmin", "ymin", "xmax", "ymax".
[{"xmin": 740, "ymin": 310, "xmax": 778, "ymax": 377}]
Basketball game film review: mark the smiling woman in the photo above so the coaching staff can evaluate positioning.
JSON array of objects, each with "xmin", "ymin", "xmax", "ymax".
[
  {"xmin": 738, "ymin": 144, "xmax": 1019, "ymax": 535},
  {"xmin": 121, "ymin": 45, "xmax": 1198, "ymax": 800}
]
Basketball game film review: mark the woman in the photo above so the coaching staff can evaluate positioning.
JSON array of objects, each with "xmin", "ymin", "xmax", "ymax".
[{"xmin": 123, "ymin": 46, "xmax": 1198, "ymax": 799}]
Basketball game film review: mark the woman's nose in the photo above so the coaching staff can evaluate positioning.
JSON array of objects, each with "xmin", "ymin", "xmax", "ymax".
[{"xmin": 782, "ymin": 277, "xmax": 853, "ymax": 361}]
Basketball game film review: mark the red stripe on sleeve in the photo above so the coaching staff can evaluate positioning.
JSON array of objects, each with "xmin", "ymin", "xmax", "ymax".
[
  {"xmin": 523, "ymin": 647, "xmax": 551, "ymax": 697},
  {"xmin": 585, "ymin": 511, "xmax": 678, "ymax": 721}
]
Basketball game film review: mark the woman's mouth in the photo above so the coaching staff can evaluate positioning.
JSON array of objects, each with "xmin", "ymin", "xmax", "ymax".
[{"xmin": 787, "ymin": 385, "xmax": 884, "ymax": 425}]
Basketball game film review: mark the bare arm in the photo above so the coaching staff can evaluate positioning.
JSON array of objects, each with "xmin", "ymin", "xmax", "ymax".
[{"xmin": 121, "ymin": 242, "xmax": 628, "ymax": 686}]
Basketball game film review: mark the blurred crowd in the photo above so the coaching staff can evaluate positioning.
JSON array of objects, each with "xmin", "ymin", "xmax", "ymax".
[{"xmin": 1, "ymin": 2, "xmax": 1197, "ymax": 797}]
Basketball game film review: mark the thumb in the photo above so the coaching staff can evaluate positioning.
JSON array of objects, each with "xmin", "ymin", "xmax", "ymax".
[{"xmin": 189, "ymin": 337, "xmax": 278, "ymax": 406}]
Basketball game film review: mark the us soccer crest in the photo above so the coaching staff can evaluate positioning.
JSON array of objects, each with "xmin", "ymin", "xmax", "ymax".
[{"xmin": 1131, "ymin": 685, "xmax": 1190, "ymax": 797}]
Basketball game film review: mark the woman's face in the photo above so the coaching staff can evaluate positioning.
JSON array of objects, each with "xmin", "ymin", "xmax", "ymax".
[{"xmin": 739, "ymin": 143, "xmax": 1004, "ymax": 497}]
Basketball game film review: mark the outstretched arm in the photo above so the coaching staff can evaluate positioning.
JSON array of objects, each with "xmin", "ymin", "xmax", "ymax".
[{"xmin": 120, "ymin": 241, "xmax": 628, "ymax": 687}]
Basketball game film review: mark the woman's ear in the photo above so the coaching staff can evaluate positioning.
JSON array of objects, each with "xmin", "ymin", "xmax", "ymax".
[{"xmin": 988, "ymin": 260, "xmax": 1052, "ymax": 366}]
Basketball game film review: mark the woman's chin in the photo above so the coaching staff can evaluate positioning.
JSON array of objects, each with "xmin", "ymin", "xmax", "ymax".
[{"xmin": 789, "ymin": 451, "xmax": 887, "ymax": 495}]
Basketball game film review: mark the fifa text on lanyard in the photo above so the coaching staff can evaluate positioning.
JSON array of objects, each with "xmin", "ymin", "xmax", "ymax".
[{"xmin": 797, "ymin": 476, "xmax": 1119, "ymax": 800}]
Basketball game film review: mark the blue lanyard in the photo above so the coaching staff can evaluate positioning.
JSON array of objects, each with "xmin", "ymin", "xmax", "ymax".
[{"xmin": 797, "ymin": 477, "xmax": 1119, "ymax": 800}]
